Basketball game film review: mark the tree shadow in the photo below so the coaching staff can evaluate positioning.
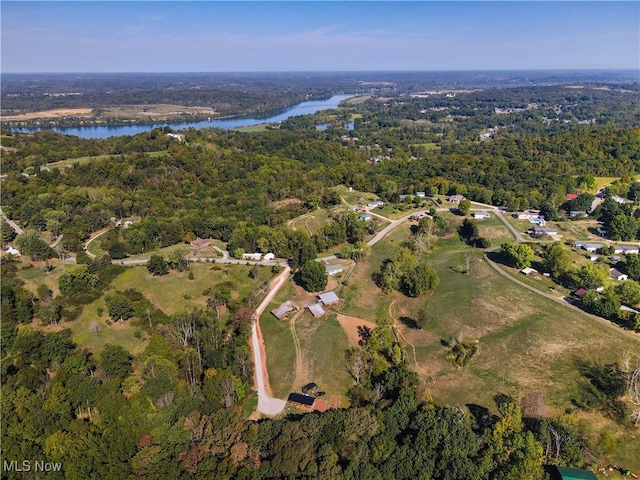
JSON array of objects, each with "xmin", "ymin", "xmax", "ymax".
[
  {"xmin": 399, "ymin": 316, "xmax": 420, "ymax": 329},
  {"xmin": 466, "ymin": 403, "xmax": 495, "ymax": 430}
]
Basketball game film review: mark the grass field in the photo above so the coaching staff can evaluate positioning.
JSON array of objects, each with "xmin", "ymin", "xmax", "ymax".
[
  {"xmin": 337, "ymin": 217, "xmax": 640, "ymax": 470},
  {"xmin": 289, "ymin": 207, "xmax": 343, "ymax": 235},
  {"xmin": 474, "ymin": 214, "xmax": 515, "ymax": 245},
  {"xmin": 59, "ymin": 262, "xmax": 274, "ymax": 357}
]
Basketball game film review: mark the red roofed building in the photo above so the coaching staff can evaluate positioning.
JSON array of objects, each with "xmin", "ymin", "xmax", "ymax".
[{"xmin": 565, "ymin": 193, "xmax": 578, "ymax": 200}]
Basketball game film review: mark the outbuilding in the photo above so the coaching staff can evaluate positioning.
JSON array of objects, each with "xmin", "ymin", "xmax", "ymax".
[
  {"xmin": 307, "ymin": 303, "xmax": 326, "ymax": 318},
  {"xmin": 318, "ymin": 291, "xmax": 340, "ymax": 305},
  {"xmin": 288, "ymin": 393, "xmax": 316, "ymax": 408},
  {"xmin": 547, "ymin": 465, "xmax": 597, "ymax": 480}
]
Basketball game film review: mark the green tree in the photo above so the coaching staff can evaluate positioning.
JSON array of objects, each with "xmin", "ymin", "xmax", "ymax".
[
  {"xmin": 626, "ymin": 254, "xmax": 640, "ymax": 281},
  {"xmin": 575, "ymin": 263, "xmax": 609, "ymax": 289},
  {"xmin": 544, "ymin": 241, "xmax": 572, "ymax": 279},
  {"xmin": 1, "ymin": 221, "xmax": 17, "ymax": 243},
  {"xmin": 300, "ymin": 260, "xmax": 328, "ymax": 292},
  {"xmin": 14, "ymin": 229, "xmax": 56, "ymax": 260},
  {"xmin": 101, "ymin": 344, "xmax": 133, "ymax": 380},
  {"xmin": 147, "ymin": 254, "xmax": 169, "ymax": 276},
  {"xmin": 615, "ymin": 279, "xmax": 640, "ymax": 306},
  {"xmin": 458, "ymin": 199, "xmax": 471, "ymax": 216},
  {"xmin": 500, "ymin": 242, "xmax": 534, "ymax": 269},
  {"xmin": 105, "ymin": 291, "xmax": 135, "ymax": 321},
  {"xmin": 539, "ymin": 200, "xmax": 559, "ymax": 221}
]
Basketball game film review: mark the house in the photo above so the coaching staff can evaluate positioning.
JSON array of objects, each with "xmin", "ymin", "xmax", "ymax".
[
  {"xmin": 263, "ymin": 253, "xmax": 276, "ymax": 261},
  {"xmin": 582, "ymin": 243, "xmax": 602, "ymax": 253},
  {"xmin": 416, "ymin": 192, "xmax": 426, "ymax": 198},
  {"xmin": 572, "ymin": 241, "xmax": 583, "ymax": 248},
  {"xmin": 565, "ymin": 193, "xmax": 578, "ymax": 200},
  {"xmin": 473, "ymin": 211, "xmax": 491, "ymax": 220},
  {"xmin": 521, "ymin": 267, "xmax": 538, "ymax": 276},
  {"xmin": 610, "ymin": 255, "xmax": 622, "ymax": 262},
  {"xmin": 612, "ymin": 246, "xmax": 625, "ymax": 254},
  {"xmin": 288, "ymin": 393, "xmax": 316, "ymax": 409},
  {"xmin": 622, "ymin": 246, "xmax": 640, "ymax": 255},
  {"xmin": 271, "ymin": 301, "xmax": 296, "ymax": 320},
  {"xmin": 306, "ymin": 303, "xmax": 326, "ymax": 318},
  {"xmin": 242, "ymin": 253, "xmax": 262, "ymax": 261},
  {"xmin": 569, "ymin": 211, "xmax": 587, "ymax": 218},
  {"xmin": 358, "ymin": 213, "xmax": 373, "ymax": 222},
  {"xmin": 448, "ymin": 194, "xmax": 466, "ymax": 203},
  {"xmin": 366, "ymin": 201, "xmax": 384, "ymax": 209},
  {"xmin": 610, "ymin": 268, "xmax": 628, "ymax": 281},
  {"xmin": 529, "ymin": 226, "xmax": 557, "ymax": 237},
  {"xmin": 611, "ymin": 195, "xmax": 626, "ymax": 204},
  {"xmin": 325, "ymin": 264, "xmax": 344, "ymax": 276},
  {"xmin": 547, "ymin": 465, "xmax": 597, "ymax": 480},
  {"xmin": 318, "ymin": 291, "xmax": 340, "ymax": 305},
  {"xmin": 190, "ymin": 238, "xmax": 211, "ymax": 249},
  {"xmin": 398, "ymin": 195, "xmax": 413, "ymax": 202},
  {"xmin": 596, "ymin": 227, "xmax": 607, "ymax": 236},
  {"xmin": 515, "ymin": 212, "xmax": 532, "ymax": 220}
]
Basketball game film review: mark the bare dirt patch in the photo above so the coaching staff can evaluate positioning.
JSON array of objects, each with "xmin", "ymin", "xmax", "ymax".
[{"xmin": 336, "ymin": 314, "xmax": 377, "ymax": 347}]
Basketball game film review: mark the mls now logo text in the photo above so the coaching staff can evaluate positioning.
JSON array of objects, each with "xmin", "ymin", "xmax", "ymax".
[{"xmin": 3, "ymin": 460, "xmax": 63, "ymax": 473}]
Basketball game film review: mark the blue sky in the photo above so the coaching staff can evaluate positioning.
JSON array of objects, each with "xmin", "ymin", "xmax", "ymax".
[{"xmin": 2, "ymin": 1, "xmax": 639, "ymax": 72}]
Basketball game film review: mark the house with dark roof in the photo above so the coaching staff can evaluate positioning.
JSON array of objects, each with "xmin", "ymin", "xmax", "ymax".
[{"xmin": 610, "ymin": 268, "xmax": 628, "ymax": 281}]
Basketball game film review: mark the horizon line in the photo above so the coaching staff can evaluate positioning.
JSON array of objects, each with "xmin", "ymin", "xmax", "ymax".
[{"xmin": 3, "ymin": 68, "xmax": 640, "ymax": 75}]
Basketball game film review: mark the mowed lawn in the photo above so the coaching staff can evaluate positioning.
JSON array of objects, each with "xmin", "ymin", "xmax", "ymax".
[{"xmin": 294, "ymin": 311, "xmax": 352, "ymax": 405}]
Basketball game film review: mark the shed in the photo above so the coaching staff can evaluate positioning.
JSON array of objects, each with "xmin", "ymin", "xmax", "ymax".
[
  {"xmin": 358, "ymin": 213, "xmax": 373, "ymax": 222},
  {"xmin": 547, "ymin": 465, "xmax": 597, "ymax": 480},
  {"xmin": 520, "ymin": 267, "xmax": 538, "ymax": 276},
  {"xmin": 302, "ymin": 383, "xmax": 317, "ymax": 394},
  {"xmin": 263, "ymin": 253, "xmax": 276, "ymax": 261},
  {"xmin": 325, "ymin": 264, "xmax": 344, "ymax": 276},
  {"xmin": 306, "ymin": 303, "xmax": 326, "ymax": 318},
  {"xmin": 271, "ymin": 301, "xmax": 296, "ymax": 320},
  {"xmin": 318, "ymin": 291, "xmax": 340, "ymax": 305},
  {"xmin": 288, "ymin": 393, "xmax": 315, "ymax": 407},
  {"xmin": 582, "ymin": 244, "xmax": 602, "ymax": 253},
  {"xmin": 573, "ymin": 288, "xmax": 587, "ymax": 298}
]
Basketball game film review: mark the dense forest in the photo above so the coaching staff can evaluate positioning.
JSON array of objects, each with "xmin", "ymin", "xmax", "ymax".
[{"xmin": 2, "ymin": 78, "xmax": 640, "ymax": 478}]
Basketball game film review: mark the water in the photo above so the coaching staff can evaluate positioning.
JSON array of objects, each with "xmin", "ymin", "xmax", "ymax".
[{"xmin": 11, "ymin": 94, "xmax": 354, "ymax": 139}]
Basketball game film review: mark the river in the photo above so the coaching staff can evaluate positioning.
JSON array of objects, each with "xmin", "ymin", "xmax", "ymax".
[{"xmin": 11, "ymin": 94, "xmax": 354, "ymax": 139}]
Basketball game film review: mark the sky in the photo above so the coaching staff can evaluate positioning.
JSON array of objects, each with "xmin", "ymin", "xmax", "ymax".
[{"xmin": 1, "ymin": 1, "xmax": 639, "ymax": 73}]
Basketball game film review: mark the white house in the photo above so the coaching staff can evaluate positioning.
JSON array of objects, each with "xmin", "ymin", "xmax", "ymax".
[
  {"xmin": 448, "ymin": 195, "xmax": 466, "ymax": 203},
  {"xmin": 610, "ymin": 268, "xmax": 628, "ymax": 281},
  {"xmin": 242, "ymin": 253, "xmax": 262, "ymax": 261},
  {"xmin": 622, "ymin": 247, "xmax": 640, "ymax": 255},
  {"xmin": 582, "ymin": 244, "xmax": 602, "ymax": 253},
  {"xmin": 318, "ymin": 291, "xmax": 340, "ymax": 305},
  {"xmin": 611, "ymin": 195, "xmax": 626, "ymax": 204},
  {"xmin": 366, "ymin": 201, "xmax": 384, "ymax": 209},
  {"xmin": 473, "ymin": 211, "xmax": 491, "ymax": 220}
]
